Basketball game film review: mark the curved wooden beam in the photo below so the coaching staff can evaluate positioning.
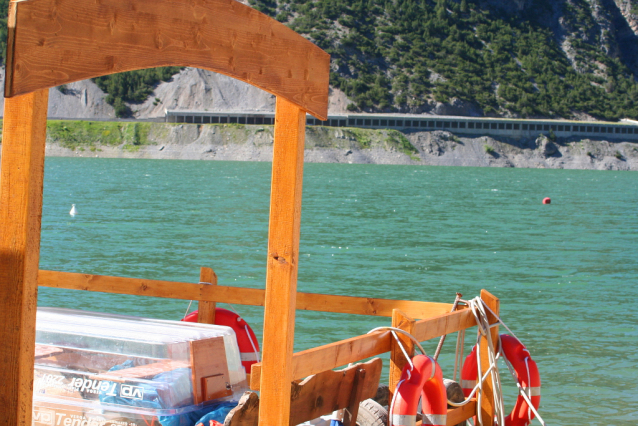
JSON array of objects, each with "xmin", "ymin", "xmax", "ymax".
[{"xmin": 5, "ymin": 0, "xmax": 330, "ymax": 119}]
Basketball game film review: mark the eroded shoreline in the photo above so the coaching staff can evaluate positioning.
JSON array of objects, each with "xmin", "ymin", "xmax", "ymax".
[{"xmin": 1, "ymin": 122, "xmax": 636, "ymax": 171}]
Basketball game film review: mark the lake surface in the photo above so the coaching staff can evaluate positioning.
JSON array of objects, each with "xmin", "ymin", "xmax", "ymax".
[{"xmin": 39, "ymin": 158, "xmax": 637, "ymax": 425}]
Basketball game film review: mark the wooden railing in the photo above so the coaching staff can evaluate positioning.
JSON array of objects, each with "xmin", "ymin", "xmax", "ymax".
[{"xmin": 38, "ymin": 268, "xmax": 499, "ymax": 426}]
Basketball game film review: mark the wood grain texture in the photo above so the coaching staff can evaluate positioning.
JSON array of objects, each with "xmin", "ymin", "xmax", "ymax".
[
  {"xmin": 38, "ymin": 270, "xmax": 454, "ymax": 318},
  {"xmin": 258, "ymin": 98, "xmax": 306, "ymax": 425},
  {"xmin": 342, "ymin": 369, "xmax": 366, "ymax": 426},
  {"xmin": 478, "ymin": 289, "xmax": 499, "ymax": 426},
  {"xmin": 251, "ymin": 330, "xmax": 391, "ymax": 390},
  {"xmin": 5, "ymin": 0, "xmax": 330, "ymax": 119},
  {"xmin": 229, "ymin": 359, "xmax": 381, "ymax": 426},
  {"xmin": 412, "ymin": 308, "xmax": 478, "ymax": 342},
  {"xmin": 251, "ymin": 308, "xmax": 480, "ymax": 390},
  {"xmin": 0, "ymin": 89, "xmax": 49, "ymax": 426},
  {"xmin": 414, "ymin": 401, "xmax": 477, "ymax": 426},
  {"xmin": 197, "ymin": 267, "xmax": 217, "ymax": 324},
  {"xmin": 389, "ymin": 309, "xmax": 415, "ymax": 405},
  {"xmin": 190, "ymin": 337, "xmax": 231, "ymax": 403}
]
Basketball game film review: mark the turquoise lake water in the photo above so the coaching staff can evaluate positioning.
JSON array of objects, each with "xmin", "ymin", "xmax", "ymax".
[{"xmin": 38, "ymin": 157, "xmax": 637, "ymax": 425}]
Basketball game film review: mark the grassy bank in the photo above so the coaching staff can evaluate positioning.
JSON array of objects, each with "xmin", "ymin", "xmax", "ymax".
[{"xmin": 0, "ymin": 120, "xmax": 420, "ymax": 156}]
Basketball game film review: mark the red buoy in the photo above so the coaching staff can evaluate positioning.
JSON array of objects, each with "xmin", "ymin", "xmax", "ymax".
[{"xmin": 542, "ymin": 197, "xmax": 551, "ymax": 204}]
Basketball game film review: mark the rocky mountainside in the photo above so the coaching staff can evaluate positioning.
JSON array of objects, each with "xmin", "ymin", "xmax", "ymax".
[{"xmin": 249, "ymin": 0, "xmax": 638, "ymax": 120}]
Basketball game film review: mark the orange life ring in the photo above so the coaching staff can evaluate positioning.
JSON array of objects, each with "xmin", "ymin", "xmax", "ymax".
[
  {"xmin": 461, "ymin": 334, "xmax": 541, "ymax": 426},
  {"xmin": 391, "ymin": 355, "xmax": 447, "ymax": 426},
  {"xmin": 182, "ymin": 308, "xmax": 260, "ymax": 373}
]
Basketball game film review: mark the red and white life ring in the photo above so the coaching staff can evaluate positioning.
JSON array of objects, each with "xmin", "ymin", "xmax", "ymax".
[
  {"xmin": 461, "ymin": 334, "xmax": 541, "ymax": 426},
  {"xmin": 182, "ymin": 308, "xmax": 260, "ymax": 373},
  {"xmin": 391, "ymin": 355, "xmax": 447, "ymax": 426}
]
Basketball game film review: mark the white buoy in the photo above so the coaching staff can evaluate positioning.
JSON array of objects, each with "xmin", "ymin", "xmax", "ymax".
[{"xmin": 69, "ymin": 204, "xmax": 77, "ymax": 216}]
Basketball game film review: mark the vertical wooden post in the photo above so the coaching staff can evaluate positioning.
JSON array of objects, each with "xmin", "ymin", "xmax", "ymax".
[
  {"xmin": 478, "ymin": 289, "xmax": 500, "ymax": 426},
  {"xmin": 389, "ymin": 309, "xmax": 416, "ymax": 405},
  {"xmin": 258, "ymin": 97, "xmax": 306, "ymax": 426},
  {"xmin": 0, "ymin": 89, "xmax": 49, "ymax": 425},
  {"xmin": 197, "ymin": 267, "xmax": 218, "ymax": 324}
]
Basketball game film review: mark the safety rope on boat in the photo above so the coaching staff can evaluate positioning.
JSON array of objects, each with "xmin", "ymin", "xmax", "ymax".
[
  {"xmin": 451, "ymin": 297, "xmax": 547, "ymax": 426},
  {"xmin": 372, "ymin": 296, "xmax": 548, "ymax": 426},
  {"xmin": 366, "ymin": 326, "xmax": 428, "ymax": 426}
]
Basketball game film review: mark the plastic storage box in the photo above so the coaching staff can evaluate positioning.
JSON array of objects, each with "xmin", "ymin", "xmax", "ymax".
[{"xmin": 32, "ymin": 308, "xmax": 247, "ymax": 426}]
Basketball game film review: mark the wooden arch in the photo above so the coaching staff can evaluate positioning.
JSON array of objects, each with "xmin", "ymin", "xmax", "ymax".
[
  {"xmin": 0, "ymin": 0, "xmax": 329, "ymax": 425},
  {"xmin": 5, "ymin": 0, "xmax": 330, "ymax": 118}
]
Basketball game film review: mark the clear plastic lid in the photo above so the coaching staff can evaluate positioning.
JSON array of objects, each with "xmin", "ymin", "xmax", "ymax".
[{"xmin": 33, "ymin": 308, "xmax": 246, "ymax": 414}]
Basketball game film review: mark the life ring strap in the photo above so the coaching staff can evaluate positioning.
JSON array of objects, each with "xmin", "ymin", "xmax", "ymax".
[
  {"xmin": 525, "ymin": 386, "xmax": 541, "ymax": 397},
  {"xmin": 240, "ymin": 352, "xmax": 260, "ymax": 362},
  {"xmin": 422, "ymin": 414, "xmax": 447, "ymax": 425},
  {"xmin": 461, "ymin": 379, "xmax": 476, "ymax": 389},
  {"xmin": 391, "ymin": 414, "xmax": 417, "ymax": 426}
]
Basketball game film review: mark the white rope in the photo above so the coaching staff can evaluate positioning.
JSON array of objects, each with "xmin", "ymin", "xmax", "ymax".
[
  {"xmin": 366, "ymin": 326, "xmax": 427, "ymax": 356},
  {"xmin": 245, "ymin": 324, "xmax": 261, "ymax": 363},
  {"xmin": 183, "ymin": 300, "xmax": 194, "ymax": 320},
  {"xmin": 453, "ymin": 329, "xmax": 465, "ymax": 382},
  {"xmin": 499, "ymin": 348, "xmax": 547, "ymax": 426}
]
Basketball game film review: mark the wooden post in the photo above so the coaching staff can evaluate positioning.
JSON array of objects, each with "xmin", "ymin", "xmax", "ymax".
[
  {"xmin": 197, "ymin": 267, "xmax": 218, "ymax": 324},
  {"xmin": 0, "ymin": 89, "xmax": 49, "ymax": 425},
  {"xmin": 389, "ymin": 309, "xmax": 416, "ymax": 405},
  {"xmin": 258, "ymin": 97, "xmax": 306, "ymax": 426},
  {"xmin": 478, "ymin": 289, "xmax": 500, "ymax": 426}
]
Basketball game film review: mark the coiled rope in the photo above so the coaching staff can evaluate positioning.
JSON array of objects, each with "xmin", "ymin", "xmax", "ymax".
[{"xmin": 373, "ymin": 296, "xmax": 547, "ymax": 426}]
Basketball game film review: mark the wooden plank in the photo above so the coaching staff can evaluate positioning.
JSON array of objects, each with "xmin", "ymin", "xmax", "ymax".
[
  {"xmin": 229, "ymin": 359, "xmax": 382, "ymax": 426},
  {"xmin": 389, "ymin": 309, "xmax": 415, "ymax": 405},
  {"xmin": 342, "ymin": 369, "xmax": 366, "ymax": 426},
  {"xmin": 478, "ymin": 290, "xmax": 499, "ymax": 426},
  {"xmin": 446, "ymin": 399, "xmax": 477, "ymax": 426},
  {"xmin": 197, "ymin": 267, "xmax": 217, "ymax": 324},
  {"xmin": 414, "ymin": 400, "xmax": 477, "ymax": 426},
  {"xmin": 251, "ymin": 308, "xmax": 478, "ymax": 390},
  {"xmin": 0, "ymin": 89, "xmax": 49, "ymax": 426},
  {"xmin": 258, "ymin": 98, "xmax": 306, "ymax": 426},
  {"xmin": 38, "ymin": 269, "xmax": 266, "ymax": 305},
  {"xmin": 190, "ymin": 337, "xmax": 232, "ymax": 403},
  {"xmin": 296, "ymin": 292, "xmax": 453, "ymax": 319},
  {"xmin": 5, "ymin": 0, "xmax": 330, "ymax": 120},
  {"xmin": 38, "ymin": 269, "xmax": 454, "ymax": 318},
  {"xmin": 412, "ymin": 308, "xmax": 478, "ymax": 342},
  {"xmin": 289, "ymin": 359, "xmax": 380, "ymax": 425},
  {"xmin": 251, "ymin": 330, "xmax": 391, "ymax": 390}
]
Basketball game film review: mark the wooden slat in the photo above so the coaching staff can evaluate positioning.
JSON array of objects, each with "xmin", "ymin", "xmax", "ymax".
[
  {"xmin": 37, "ymin": 269, "xmax": 455, "ymax": 319},
  {"xmin": 342, "ymin": 369, "xmax": 366, "ymax": 426},
  {"xmin": 412, "ymin": 308, "xmax": 477, "ymax": 342},
  {"xmin": 297, "ymin": 292, "xmax": 453, "ymax": 319},
  {"xmin": 258, "ymin": 98, "xmax": 306, "ymax": 426},
  {"xmin": 479, "ymin": 290, "xmax": 499, "ymax": 426},
  {"xmin": 38, "ymin": 269, "xmax": 266, "ymax": 305},
  {"xmin": 389, "ymin": 309, "xmax": 415, "ymax": 404},
  {"xmin": 251, "ymin": 308, "xmax": 479, "ymax": 390},
  {"xmin": 446, "ymin": 399, "xmax": 477, "ymax": 425},
  {"xmin": 197, "ymin": 267, "xmax": 217, "ymax": 324},
  {"xmin": 251, "ymin": 330, "xmax": 391, "ymax": 390},
  {"xmin": 5, "ymin": 0, "xmax": 330, "ymax": 119},
  {"xmin": 415, "ymin": 400, "xmax": 477, "ymax": 426},
  {"xmin": 229, "ymin": 359, "xmax": 381, "ymax": 426},
  {"xmin": 0, "ymin": 89, "xmax": 49, "ymax": 426}
]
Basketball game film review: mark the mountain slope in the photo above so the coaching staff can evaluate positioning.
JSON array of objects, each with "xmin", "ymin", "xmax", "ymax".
[{"xmin": 249, "ymin": 0, "xmax": 638, "ymax": 120}]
